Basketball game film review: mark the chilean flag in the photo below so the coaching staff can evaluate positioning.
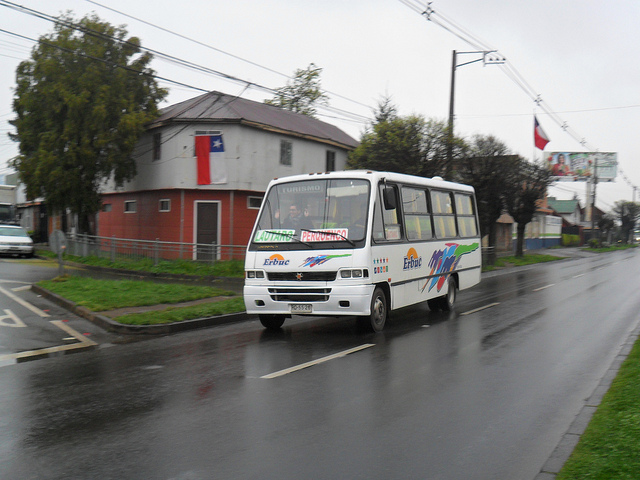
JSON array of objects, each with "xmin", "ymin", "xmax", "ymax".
[
  {"xmin": 195, "ymin": 134, "xmax": 227, "ymax": 184},
  {"xmin": 534, "ymin": 116, "xmax": 550, "ymax": 150}
]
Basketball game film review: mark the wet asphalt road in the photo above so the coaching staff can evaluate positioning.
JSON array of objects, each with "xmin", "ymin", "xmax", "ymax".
[{"xmin": 0, "ymin": 250, "xmax": 639, "ymax": 479}]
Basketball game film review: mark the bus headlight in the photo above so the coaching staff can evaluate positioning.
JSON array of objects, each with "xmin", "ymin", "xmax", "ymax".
[
  {"xmin": 246, "ymin": 270, "xmax": 265, "ymax": 279},
  {"xmin": 340, "ymin": 269, "xmax": 368, "ymax": 279}
]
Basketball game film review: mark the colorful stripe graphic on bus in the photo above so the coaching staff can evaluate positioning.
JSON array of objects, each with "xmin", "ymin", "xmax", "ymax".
[
  {"xmin": 300, "ymin": 254, "xmax": 352, "ymax": 268},
  {"xmin": 421, "ymin": 242, "xmax": 479, "ymax": 292},
  {"xmin": 403, "ymin": 248, "xmax": 423, "ymax": 270}
]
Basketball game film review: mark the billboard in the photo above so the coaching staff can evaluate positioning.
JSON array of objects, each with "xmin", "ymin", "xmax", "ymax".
[{"xmin": 544, "ymin": 152, "xmax": 618, "ymax": 182}]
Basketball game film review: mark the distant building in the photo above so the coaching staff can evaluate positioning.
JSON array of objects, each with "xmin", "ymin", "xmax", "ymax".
[
  {"xmin": 546, "ymin": 196, "xmax": 582, "ymax": 225},
  {"xmin": 97, "ymin": 91, "xmax": 358, "ymax": 259}
]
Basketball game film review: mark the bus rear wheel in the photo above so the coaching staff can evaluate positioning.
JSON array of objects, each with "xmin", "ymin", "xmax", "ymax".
[
  {"xmin": 427, "ymin": 276, "xmax": 457, "ymax": 311},
  {"xmin": 440, "ymin": 276, "xmax": 457, "ymax": 311},
  {"xmin": 358, "ymin": 287, "xmax": 387, "ymax": 332},
  {"xmin": 259, "ymin": 314, "xmax": 286, "ymax": 330}
]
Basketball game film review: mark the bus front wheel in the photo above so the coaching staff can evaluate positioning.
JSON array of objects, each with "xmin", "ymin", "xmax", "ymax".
[
  {"xmin": 259, "ymin": 314, "xmax": 286, "ymax": 330},
  {"xmin": 359, "ymin": 287, "xmax": 387, "ymax": 332}
]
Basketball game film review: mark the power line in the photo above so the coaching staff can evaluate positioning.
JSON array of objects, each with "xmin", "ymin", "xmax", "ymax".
[
  {"xmin": 399, "ymin": 0, "xmax": 638, "ymax": 194},
  {"xmin": 0, "ymin": 1, "xmax": 372, "ymax": 127},
  {"xmin": 83, "ymin": 0, "xmax": 374, "ymax": 111}
]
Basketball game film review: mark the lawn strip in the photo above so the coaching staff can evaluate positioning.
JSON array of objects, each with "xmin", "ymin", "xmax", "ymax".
[
  {"xmin": 113, "ymin": 297, "xmax": 246, "ymax": 325},
  {"xmin": 557, "ymin": 338, "xmax": 640, "ymax": 479}
]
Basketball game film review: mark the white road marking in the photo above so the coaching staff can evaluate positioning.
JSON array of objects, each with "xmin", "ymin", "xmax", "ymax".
[
  {"xmin": 0, "ymin": 320, "xmax": 97, "ymax": 366},
  {"xmin": 572, "ymin": 274, "xmax": 585, "ymax": 278},
  {"xmin": 0, "ymin": 285, "xmax": 50, "ymax": 317},
  {"xmin": 533, "ymin": 284, "xmax": 555, "ymax": 292},
  {"xmin": 0, "ymin": 309, "xmax": 27, "ymax": 327},
  {"xmin": 261, "ymin": 344, "xmax": 375, "ymax": 379},
  {"xmin": 11, "ymin": 285, "xmax": 31, "ymax": 292},
  {"xmin": 460, "ymin": 302, "xmax": 500, "ymax": 316}
]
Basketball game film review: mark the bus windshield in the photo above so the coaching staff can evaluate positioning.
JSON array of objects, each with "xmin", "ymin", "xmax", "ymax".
[{"xmin": 251, "ymin": 178, "xmax": 370, "ymax": 249}]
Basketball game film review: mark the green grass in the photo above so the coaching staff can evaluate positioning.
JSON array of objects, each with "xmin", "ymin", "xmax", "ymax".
[
  {"xmin": 584, "ymin": 244, "xmax": 638, "ymax": 253},
  {"xmin": 115, "ymin": 297, "xmax": 246, "ymax": 325},
  {"xmin": 38, "ymin": 276, "xmax": 236, "ymax": 312},
  {"xmin": 36, "ymin": 249, "xmax": 244, "ymax": 278},
  {"xmin": 557, "ymin": 339, "xmax": 640, "ymax": 479},
  {"xmin": 483, "ymin": 253, "xmax": 563, "ymax": 271}
]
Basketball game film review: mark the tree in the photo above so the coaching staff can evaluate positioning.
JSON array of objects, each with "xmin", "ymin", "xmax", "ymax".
[
  {"xmin": 597, "ymin": 213, "xmax": 615, "ymax": 244},
  {"xmin": 10, "ymin": 13, "xmax": 167, "ymax": 234},
  {"xmin": 612, "ymin": 200, "xmax": 640, "ymax": 243},
  {"xmin": 455, "ymin": 135, "xmax": 517, "ymax": 264},
  {"xmin": 347, "ymin": 99, "xmax": 466, "ymax": 179},
  {"xmin": 265, "ymin": 63, "xmax": 328, "ymax": 117},
  {"xmin": 503, "ymin": 159, "xmax": 552, "ymax": 257}
]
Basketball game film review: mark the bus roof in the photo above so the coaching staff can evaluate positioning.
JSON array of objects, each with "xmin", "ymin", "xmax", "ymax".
[{"xmin": 266, "ymin": 170, "xmax": 475, "ymax": 193}]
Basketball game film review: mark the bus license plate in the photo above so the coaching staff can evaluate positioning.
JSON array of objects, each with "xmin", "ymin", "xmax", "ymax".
[{"xmin": 290, "ymin": 304, "xmax": 312, "ymax": 314}]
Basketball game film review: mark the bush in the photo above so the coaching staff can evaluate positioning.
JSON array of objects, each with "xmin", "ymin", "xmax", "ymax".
[
  {"xmin": 588, "ymin": 238, "xmax": 600, "ymax": 249},
  {"xmin": 562, "ymin": 234, "xmax": 581, "ymax": 246}
]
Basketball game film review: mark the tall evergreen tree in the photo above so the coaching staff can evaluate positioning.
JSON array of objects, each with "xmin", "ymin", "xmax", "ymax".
[{"xmin": 10, "ymin": 13, "xmax": 167, "ymax": 234}]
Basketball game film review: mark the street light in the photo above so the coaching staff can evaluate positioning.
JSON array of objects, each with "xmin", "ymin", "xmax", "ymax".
[{"xmin": 446, "ymin": 50, "xmax": 505, "ymax": 174}]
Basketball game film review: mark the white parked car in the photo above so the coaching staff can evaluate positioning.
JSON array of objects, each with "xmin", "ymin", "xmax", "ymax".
[{"xmin": 0, "ymin": 225, "xmax": 34, "ymax": 258}]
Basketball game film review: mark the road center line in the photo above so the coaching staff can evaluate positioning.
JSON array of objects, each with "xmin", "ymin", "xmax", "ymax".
[
  {"xmin": 533, "ymin": 283, "xmax": 555, "ymax": 292},
  {"xmin": 0, "ymin": 285, "xmax": 50, "ymax": 317},
  {"xmin": 460, "ymin": 302, "xmax": 500, "ymax": 316},
  {"xmin": 261, "ymin": 344, "xmax": 375, "ymax": 379}
]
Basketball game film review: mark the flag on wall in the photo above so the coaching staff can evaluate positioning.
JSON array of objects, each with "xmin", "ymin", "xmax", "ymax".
[
  {"xmin": 195, "ymin": 134, "xmax": 227, "ymax": 185},
  {"xmin": 534, "ymin": 116, "xmax": 550, "ymax": 150}
]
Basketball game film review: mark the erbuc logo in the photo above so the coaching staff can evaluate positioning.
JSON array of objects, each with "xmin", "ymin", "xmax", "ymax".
[
  {"xmin": 403, "ymin": 248, "xmax": 422, "ymax": 270},
  {"xmin": 263, "ymin": 254, "xmax": 290, "ymax": 266}
]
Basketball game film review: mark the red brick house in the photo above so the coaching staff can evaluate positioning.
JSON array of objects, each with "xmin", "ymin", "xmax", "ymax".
[{"xmin": 97, "ymin": 91, "xmax": 358, "ymax": 259}]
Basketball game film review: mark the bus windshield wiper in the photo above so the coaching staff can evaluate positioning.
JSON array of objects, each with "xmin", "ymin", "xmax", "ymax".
[{"xmin": 300, "ymin": 229, "xmax": 355, "ymax": 246}]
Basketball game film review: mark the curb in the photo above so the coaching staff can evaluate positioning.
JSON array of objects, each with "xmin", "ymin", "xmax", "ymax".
[{"xmin": 31, "ymin": 284, "xmax": 252, "ymax": 335}]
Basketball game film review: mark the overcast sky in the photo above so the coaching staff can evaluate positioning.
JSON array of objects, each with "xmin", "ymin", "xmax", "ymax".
[{"xmin": 1, "ymin": 0, "xmax": 639, "ymax": 212}]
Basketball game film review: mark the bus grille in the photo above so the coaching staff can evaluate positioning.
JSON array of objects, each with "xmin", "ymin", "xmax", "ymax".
[
  {"xmin": 267, "ymin": 271, "xmax": 337, "ymax": 282},
  {"xmin": 268, "ymin": 288, "xmax": 331, "ymax": 302}
]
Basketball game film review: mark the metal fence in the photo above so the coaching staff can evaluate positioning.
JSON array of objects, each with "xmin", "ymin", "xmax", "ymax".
[{"xmin": 63, "ymin": 234, "xmax": 246, "ymax": 265}]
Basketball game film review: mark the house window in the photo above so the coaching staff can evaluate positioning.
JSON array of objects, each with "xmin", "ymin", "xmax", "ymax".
[
  {"xmin": 326, "ymin": 150, "xmax": 336, "ymax": 171},
  {"xmin": 102, "ymin": 203, "xmax": 112, "ymax": 212},
  {"xmin": 152, "ymin": 132, "xmax": 162, "ymax": 161},
  {"xmin": 159, "ymin": 199, "xmax": 171, "ymax": 212},
  {"xmin": 124, "ymin": 200, "xmax": 137, "ymax": 213},
  {"xmin": 248, "ymin": 196, "xmax": 263, "ymax": 209},
  {"xmin": 280, "ymin": 139, "xmax": 292, "ymax": 166}
]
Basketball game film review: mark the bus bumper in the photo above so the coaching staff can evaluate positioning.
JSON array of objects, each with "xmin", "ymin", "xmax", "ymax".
[{"xmin": 243, "ymin": 283, "xmax": 375, "ymax": 317}]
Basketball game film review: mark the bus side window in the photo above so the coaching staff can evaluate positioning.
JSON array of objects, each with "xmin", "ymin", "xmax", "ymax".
[
  {"xmin": 431, "ymin": 190, "xmax": 456, "ymax": 238},
  {"xmin": 402, "ymin": 186, "xmax": 432, "ymax": 240},
  {"xmin": 455, "ymin": 193, "xmax": 478, "ymax": 237}
]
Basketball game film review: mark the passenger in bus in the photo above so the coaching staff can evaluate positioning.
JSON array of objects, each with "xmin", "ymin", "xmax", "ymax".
[{"xmin": 282, "ymin": 203, "xmax": 313, "ymax": 230}]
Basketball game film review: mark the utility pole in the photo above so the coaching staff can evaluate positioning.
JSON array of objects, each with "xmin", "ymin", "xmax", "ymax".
[
  {"xmin": 590, "ymin": 159, "xmax": 598, "ymax": 242},
  {"xmin": 447, "ymin": 50, "xmax": 505, "ymax": 177}
]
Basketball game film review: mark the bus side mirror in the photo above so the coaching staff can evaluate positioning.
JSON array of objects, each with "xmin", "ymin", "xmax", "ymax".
[{"xmin": 383, "ymin": 187, "xmax": 397, "ymax": 210}]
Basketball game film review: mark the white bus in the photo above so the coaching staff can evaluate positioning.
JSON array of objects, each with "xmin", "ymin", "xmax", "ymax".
[{"xmin": 244, "ymin": 171, "xmax": 481, "ymax": 332}]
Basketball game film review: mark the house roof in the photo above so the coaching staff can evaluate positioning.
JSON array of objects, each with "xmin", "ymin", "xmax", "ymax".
[
  {"xmin": 547, "ymin": 196, "xmax": 581, "ymax": 214},
  {"xmin": 149, "ymin": 91, "xmax": 359, "ymax": 150}
]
